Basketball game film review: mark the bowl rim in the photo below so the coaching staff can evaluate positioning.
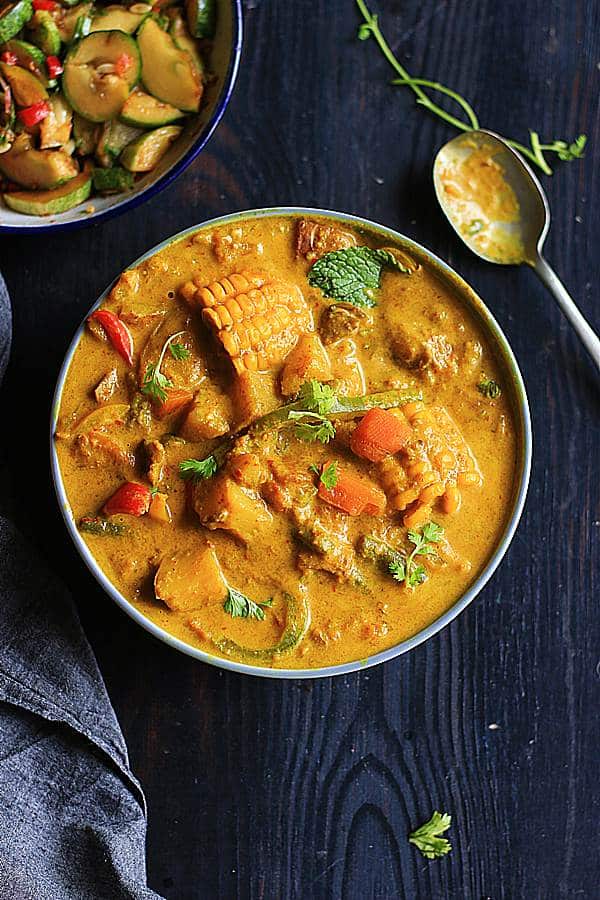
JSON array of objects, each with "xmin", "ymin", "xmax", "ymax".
[
  {"xmin": 0, "ymin": 0, "xmax": 243, "ymax": 236},
  {"xmin": 50, "ymin": 206, "xmax": 533, "ymax": 679}
]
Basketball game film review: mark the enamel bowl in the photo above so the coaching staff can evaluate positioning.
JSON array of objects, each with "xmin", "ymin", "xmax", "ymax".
[
  {"xmin": 0, "ymin": 1, "xmax": 243, "ymax": 235},
  {"xmin": 50, "ymin": 208, "xmax": 532, "ymax": 678}
]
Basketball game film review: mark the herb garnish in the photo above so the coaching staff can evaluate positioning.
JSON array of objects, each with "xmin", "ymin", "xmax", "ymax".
[
  {"xmin": 169, "ymin": 341, "xmax": 191, "ymax": 361},
  {"xmin": 466, "ymin": 219, "xmax": 484, "ymax": 236},
  {"xmin": 223, "ymin": 586, "xmax": 273, "ymax": 621},
  {"xmin": 389, "ymin": 521, "xmax": 444, "ymax": 588},
  {"xmin": 477, "ymin": 379, "xmax": 502, "ymax": 399},
  {"xmin": 296, "ymin": 380, "xmax": 336, "ymax": 415},
  {"xmin": 308, "ymin": 246, "xmax": 411, "ymax": 308},
  {"xmin": 287, "ymin": 411, "xmax": 336, "ymax": 444},
  {"xmin": 409, "ymin": 811, "xmax": 452, "ymax": 859},
  {"xmin": 355, "ymin": 0, "xmax": 587, "ymax": 176},
  {"xmin": 310, "ymin": 461, "xmax": 339, "ymax": 488},
  {"xmin": 141, "ymin": 331, "xmax": 187, "ymax": 403},
  {"xmin": 179, "ymin": 455, "xmax": 218, "ymax": 481}
]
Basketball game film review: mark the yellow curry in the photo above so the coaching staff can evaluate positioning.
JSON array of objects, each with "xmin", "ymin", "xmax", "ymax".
[{"xmin": 55, "ymin": 213, "xmax": 518, "ymax": 670}]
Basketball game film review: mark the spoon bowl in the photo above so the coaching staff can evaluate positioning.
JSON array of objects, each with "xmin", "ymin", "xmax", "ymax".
[{"xmin": 434, "ymin": 129, "xmax": 600, "ymax": 374}]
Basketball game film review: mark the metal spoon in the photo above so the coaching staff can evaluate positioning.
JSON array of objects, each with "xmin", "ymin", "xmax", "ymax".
[{"xmin": 433, "ymin": 129, "xmax": 600, "ymax": 375}]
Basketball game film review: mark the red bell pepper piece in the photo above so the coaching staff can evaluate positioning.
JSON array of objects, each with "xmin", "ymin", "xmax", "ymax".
[
  {"xmin": 114, "ymin": 53, "xmax": 132, "ymax": 78},
  {"xmin": 103, "ymin": 483, "xmax": 152, "ymax": 517},
  {"xmin": 45, "ymin": 55, "xmax": 63, "ymax": 78},
  {"xmin": 317, "ymin": 463, "xmax": 386, "ymax": 516},
  {"xmin": 88, "ymin": 309, "xmax": 134, "ymax": 366},
  {"xmin": 0, "ymin": 51, "xmax": 17, "ymax": 66},
  {"xmin": 17, "ymin": 101, "xmax": 50, "ymax": 127},
  {"xmin": 32, "ymin": 0, "xmax": 57, "ymax": 9},
  {"xmin": 350, "ymin": 407, "xmax": 413, "ymax": 463}
]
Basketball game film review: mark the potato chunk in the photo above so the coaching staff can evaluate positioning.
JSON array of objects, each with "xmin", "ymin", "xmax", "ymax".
[
  {"xmin": 280, "ymin": 333, "xmax": 333, "ymax": 397},
  {"xmin": 193, "ymin": 475, "xmax": 273, "ymax": 544},
  {"xmin": 154, "ymin": 545, "xmax": 227, "ymax": 612}
]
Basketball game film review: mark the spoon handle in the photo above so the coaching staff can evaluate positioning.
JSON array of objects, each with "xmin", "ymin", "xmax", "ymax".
[{"xmin": 533, "ymin": 255, "xmax": 600, "ymax": 375}]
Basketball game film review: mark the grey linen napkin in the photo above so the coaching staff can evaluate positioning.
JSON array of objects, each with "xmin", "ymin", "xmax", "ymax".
[{"xmin": 0, "ymin": 274, "xmax": 162, "ymax": 900}]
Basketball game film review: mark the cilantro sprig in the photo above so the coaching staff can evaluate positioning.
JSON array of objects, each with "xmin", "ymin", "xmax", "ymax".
[
  {"xmin": 409, "ymin": 811, "xmax": 452, "ymax": 859},
  {"xmin": 356, "ymin": 0, "xmax": 586, "ymax": 176},
  {"xmin": 309, "ymin": 461, "xmax": 339, "ymax": 488},
  {"xmin": 223, "ymin": 586, "xmax": 273, "ymax": 621},
  {"xmin": 179, "ymin": 455, "xmax": 218, "ymax": 481},
  {"xmin": 141, "ymin": 331, "xmax": 188, "ymax": 404},
  {"xmin": 389, "ymin": 521, "xmax": 444, "ymax": 588},
  {"xmin": 287, "ymin": 411, "xmax": 336, "ymax": 444},
  {"xmin": 308, "ymin": 246, "xmax": 411, "ymax": 308}
]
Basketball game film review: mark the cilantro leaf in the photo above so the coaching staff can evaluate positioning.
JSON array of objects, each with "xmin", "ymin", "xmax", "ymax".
[
  {"xmin": 308, "ymin": 246, "xmax": 411, "ymax": 308},
  {"xmin": 388, "ymin": 558, "xmax": 406, "ymax": 582},
  {"xmin": 296, "ymin": 380, "xmax": 336, "ymax": 415},
  {"xmin": 169, "ymin": 341, "xmax": 191, "ymax": 360},
  {"xmin": 390, "ymin": 522, "xmax": 444, "ymax": 588},
  {"xmin": 141, "ymin": 331, "xmax": 188, "ymax": 403},
  {"xmin": 178, "ymin": 455, "xmax": 218, "ymax": 480},
  {"xmin": 319, "ymin": 461, "xmax": 339, "ymax": 489},
  {"xmin": 477, "ymin": 379, "xmax": 501, "ymax": 399},
  {"xmin": 141, "ymin": 363, "xmax": 173, "ymax": 404},
  {"xmin": 409, "ymin": 811, "xmax": 452, "ymax": 859},
  {"xmin": 288, "ymin": 411, "xmax": 336, "ymax": 444},
  {"xmin": 223, "ymin": 586, "xmax": 271, "ymax": 621}
]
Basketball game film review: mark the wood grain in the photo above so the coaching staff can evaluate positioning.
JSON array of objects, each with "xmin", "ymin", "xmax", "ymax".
[{"xmin": 1, "ymin": 0, "xmax": 599, "ymax": 897}]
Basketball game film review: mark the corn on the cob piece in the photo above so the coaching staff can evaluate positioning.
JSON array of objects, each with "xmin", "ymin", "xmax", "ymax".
[
  {"xmin": 377, "ymin": 403, "xmax": 482, "ymax": 526},
  {"xmin": 180, "ymin": 270, "xmax": 312, "ymax": 374}
]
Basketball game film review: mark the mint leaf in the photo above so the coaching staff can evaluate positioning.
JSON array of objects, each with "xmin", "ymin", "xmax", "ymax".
[{"xmin": 308, "ymin": 246, "xmax": 410, "ymax": 308}]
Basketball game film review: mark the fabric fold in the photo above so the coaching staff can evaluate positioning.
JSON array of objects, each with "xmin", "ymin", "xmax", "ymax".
[{"xmin": 0, "ymin": 272, "xmax": 161, "ymax": 899}]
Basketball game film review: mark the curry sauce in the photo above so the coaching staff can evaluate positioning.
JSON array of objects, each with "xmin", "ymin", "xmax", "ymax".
[{"xmin": 55, "ymin": 213, "xmax": 519, "ymax": 670}]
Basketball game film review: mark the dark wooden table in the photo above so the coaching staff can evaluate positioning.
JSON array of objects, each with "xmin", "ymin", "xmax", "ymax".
[{"xmin": 1, "ymin": 1, "xmax": 599, "ymax": 897}]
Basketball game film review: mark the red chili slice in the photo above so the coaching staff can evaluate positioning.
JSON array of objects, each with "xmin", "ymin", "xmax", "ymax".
[{"xmin": 88, "ymin": 309, "xmax": 134, "ymax": 366}]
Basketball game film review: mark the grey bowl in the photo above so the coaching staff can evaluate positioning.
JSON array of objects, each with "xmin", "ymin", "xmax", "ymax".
[{"xmin": 50, "ymin": 207, "xmax": 532, "ymax": 679}]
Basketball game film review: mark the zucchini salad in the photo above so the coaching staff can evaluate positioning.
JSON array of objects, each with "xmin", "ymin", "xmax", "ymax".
[{"xmin": 0, "ymin": 0, "xmax": 217, "ymax": 216}]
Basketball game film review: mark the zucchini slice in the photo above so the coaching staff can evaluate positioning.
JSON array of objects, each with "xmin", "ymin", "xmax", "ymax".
[
  {"xmin": 39, "ymin": 93, "xmax": 73, "ymax": 149},
  {"xmin": 185, "ymin": 0, "xmax": 216, "ymax": 39},
  {"xmin": 168, "ymin": 10, "xmax": 204, "ymax": 76},
  {"xmin": 137, "ymin": 18, "xmax": 201, "ymax": 114},
  {"xmin": 0, "ymin": 133, "xmax": 78, "ymax": 188},
  {"xmin": 95, "ymin": 119, "xmax": 141, "ymax": 167},
  {"xmin": 92, "ymin": 165, "xmax": 134, "ymax": 193},
  {"xmin": 73, "ymin": 112, "xmax": 99, "ymax": 154},
  {"xmin": 119, "ymin": 89, "xmax": 184, "ymax": 128},
  {"xmin": 0, "ymin": 0, "xmax": 33, "ymax": 44},
  {"xmin": 28, "ymin": 10, "xmax": 62, "ymax": 55},
  {"xmin": 89, "ymin": 4, "xmax": 150, "ymax": 35},
  {"xmin": 3, "ymin": 39, "xmax": 49, "ymax": 86},
  {"xmin": 120, "ymin": 124, "xmax": 182, "ymax": 172},
  {"xmin": 63, "ymin": 30, "xmax": 140, "ymax": 122},
  {"xmin": 0, "ymin": 62, "xmax": 48, "ymax": 106},
  {"xmin": 213, "ymin": 592, "xmax": 311, "ymax": 663},
  {"xmin": 3, "ymin": 165, "xmax": 91, "ymax": 215},
  {"xmin": 52, "ymin": 2, "xmax": 92, "ymax": 43}
]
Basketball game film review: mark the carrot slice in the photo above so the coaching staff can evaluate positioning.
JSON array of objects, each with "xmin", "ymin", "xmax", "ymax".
[
  {"xmin": 103, "ymin": 482, "xmax": 151, "ymax": 517},
  {"xmin": 154, "ymin": 388, "xmax": 194, "ymax": 419},
  {"xmin": 318, "ymin": 464, "xmax": 386, "ymax": 516},
  {"xmin": 88, "ymin": 309, "xmax": 134, "ymax": 366},
  {"xmin": 350, "ymin": 407, "xmax": 412, "ymax": 462}
]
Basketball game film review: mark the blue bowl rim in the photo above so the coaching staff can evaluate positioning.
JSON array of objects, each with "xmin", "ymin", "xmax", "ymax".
[
  {"xmin": 50, "ymin": 206, "xmax": 533, "ymax": 680},
  {"xmin": 0, "ymin": 0, "xmax": 243, "ymax": 236}
]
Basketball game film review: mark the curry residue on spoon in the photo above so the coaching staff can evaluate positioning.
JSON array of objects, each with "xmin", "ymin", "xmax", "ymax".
[{"xmin": 438, "ymin": 141, "xmax": 525, "ymax": 263}]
